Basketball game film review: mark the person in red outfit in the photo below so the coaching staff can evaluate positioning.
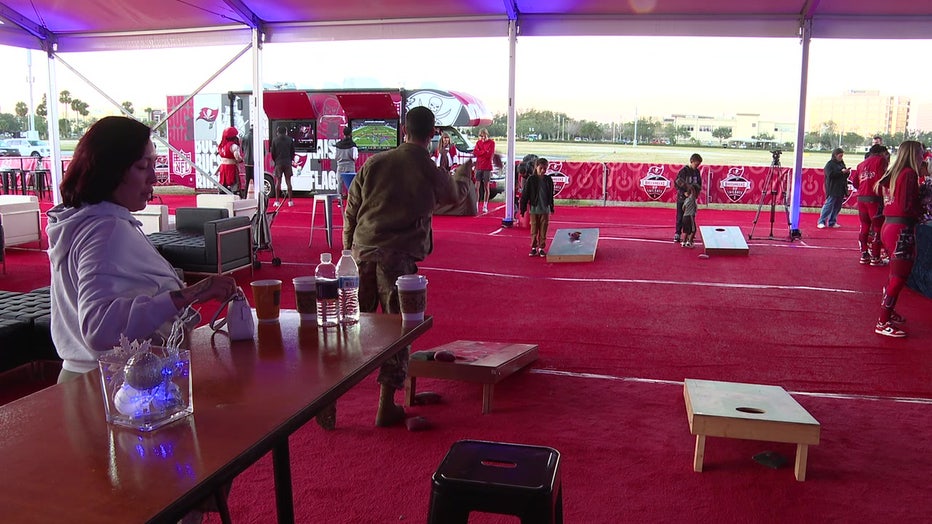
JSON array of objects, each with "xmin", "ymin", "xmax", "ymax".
[
  {"xmin": 473, "ymin": 128, "xmax": 495, "ymax": 213},
  {"xmin": 873, "ymin": 140, "xmax": 925, "ymax": 338},
  {"xmin": 852, "ymin": 144, "xmax": 889, "ymax": 265},
  {"xmin": 216, "ymin": 127, "xmax": 242, "ymax": 194},
  {"xmin": 432, "ymin": 132, "xmax": 459, "ymax": 175}
]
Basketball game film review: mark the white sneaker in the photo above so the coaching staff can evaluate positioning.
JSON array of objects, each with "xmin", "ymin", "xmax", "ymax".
[
  {"xmin": 288, "ymin": 200, "xmax": 294, "ymax": 207},
  {"xmin": 817, "ymin": 223, "xmax": 825, "ymax": 229},
  {"xmin": 482, "ymin": 204, "xmax": 488, "ymax": 213}
]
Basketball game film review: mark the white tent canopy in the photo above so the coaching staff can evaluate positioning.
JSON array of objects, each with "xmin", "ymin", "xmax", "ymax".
[
  {"xmin": 1, "ymin": 0, "xmax": 929, "ymax": 228},
  {"xmin": 1, "ymin": 1, "xmax": 930, "ymax": 51}
]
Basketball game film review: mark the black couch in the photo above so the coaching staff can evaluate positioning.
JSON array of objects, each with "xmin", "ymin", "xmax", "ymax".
[
  {"xmin": 147, "ymin": 207, "xmax": 254, "ymax": 276},
  {"xmin": 0, "ymin": 288, "xmax": 57, "ymax": 373}
]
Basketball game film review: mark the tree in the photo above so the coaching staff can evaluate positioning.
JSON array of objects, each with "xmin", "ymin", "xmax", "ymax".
[
  {"xmin": 712, "ymin": 126, "xmax": 733, "ymax": 145},
  {"xmin": 58, "ymin": 118, "xmax": 72, "ymax": 138},
  {"xmin": 0, "ymin": 113, "xmax": 23, "ymax": 134},
  {"xmin": 841, "ymin": 132, "xmax": 864, "ymax": 151},
  {"xmin": 121, "ymin": 101, "xmax": 135, "ymax": 115},
  {"xmin": 804, "ymin": 131, "xmax": 822, "ymax": 149},
  {"xmin": 14, "ymin": 101, "xmax": 28, "ymax": 128},
  {"xmin": 36, "ymin": 94, "xmax": 47, "ymax": 118},
  {"xmin": 59, "ymin": 90, "xmax": 72, "ymax": 126}
]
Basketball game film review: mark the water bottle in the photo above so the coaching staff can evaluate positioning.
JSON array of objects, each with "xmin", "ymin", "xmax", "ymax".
[
  {"xmin": 315, "ymin": 253, "xmax": 339, "ymax": 328},
  {"xmin": 336, "ymin": 249, "xmax": 360, "ymax": 325}
]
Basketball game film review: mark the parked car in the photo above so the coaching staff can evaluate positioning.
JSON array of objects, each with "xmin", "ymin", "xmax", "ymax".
[
  {"xmin": 0, "ymin": 138, "xmax": 51, "ymax": 157},
  {"xmin": 0, "ymin": 145, "xmax": 20, "ymax": 156}
]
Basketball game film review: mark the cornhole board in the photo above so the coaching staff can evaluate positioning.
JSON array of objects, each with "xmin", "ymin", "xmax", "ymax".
[
  {"xmin": 405, "ymin": 340, "xmax": 539, "ymax": 414},
  {"xmin": 699, "ymin": 226, "xmax": 749, "ymax": 256},
  {"xmin": 684, "ymin": 379, "xmax": 820, "ymax": 481},
  {"xmin": 546, "ymin": 228, "xmax": 600, "ymax": 262}
]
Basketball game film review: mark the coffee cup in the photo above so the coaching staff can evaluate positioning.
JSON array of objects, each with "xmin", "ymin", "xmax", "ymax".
[
  {"xmin": 250, "ymin": 279, "xmax": 282, "ymax": 323},
  {"xmin": 292, "ymin": 276, "xmax": 317, "ymax": 321},
  {"xmin": 396, "ymin": 274, "xmax": 428, "ymax": 323}
]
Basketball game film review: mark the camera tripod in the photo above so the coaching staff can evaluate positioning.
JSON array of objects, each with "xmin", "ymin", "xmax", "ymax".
[{"xmin": 748, "ymin": 153, "xmax": 800, "ymax": 242}]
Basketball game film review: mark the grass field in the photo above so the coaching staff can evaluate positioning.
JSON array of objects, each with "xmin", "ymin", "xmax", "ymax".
[{"xmin": 511, "ymin": 141, "xmax": 832, "ymax": 168}]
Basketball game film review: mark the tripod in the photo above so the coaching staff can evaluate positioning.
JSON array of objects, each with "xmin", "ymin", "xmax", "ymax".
[{"xmin": 749, "ymin": 152, "xmax": 799, "ymax": 242}]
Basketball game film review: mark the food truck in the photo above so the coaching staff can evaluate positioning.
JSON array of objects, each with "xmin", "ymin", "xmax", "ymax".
[{"xmin": 164, "ymin": 88, "xmax": 497, "ymax": 197}]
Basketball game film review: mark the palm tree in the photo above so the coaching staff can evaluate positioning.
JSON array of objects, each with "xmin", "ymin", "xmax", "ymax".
[
  {"xmin": 71, "ymin": 99, "xmax": 87, "ymax": 130},
  {"xmin": 121, "ymin": 101, "xmax": 134, "ymax": 115},
  {"xmin": 14, "ymin": 101, "xmax": 28, "ymax": 128},
  {"xmin": 36, "ymin": 94, "xmax": 47, "ymax": 118},
  {"xmin": 59, "ymin": 90, "xmax": 72, "ymax": 125}
]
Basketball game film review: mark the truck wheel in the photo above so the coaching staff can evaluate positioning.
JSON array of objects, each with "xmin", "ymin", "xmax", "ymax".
[{"xmin": 262, "ymin": 174, "xmax": 275, "ymax": 199}]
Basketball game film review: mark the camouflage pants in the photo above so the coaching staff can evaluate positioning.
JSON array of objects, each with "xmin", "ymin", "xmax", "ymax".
[{"xmin": 356, "ymin": 250, "xmax": 419, "ymax": 390}]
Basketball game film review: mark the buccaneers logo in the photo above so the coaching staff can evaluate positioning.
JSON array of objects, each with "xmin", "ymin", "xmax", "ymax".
[
  {"xmin": 639, "ymin": 165, "xmax": 671, "ymax": 200},
  {"xmin": 293, "ymin": 154, "xmax": 308, "ymax": 171},
  {"xmin": 547, "ymin": 161, "xmax": 570, "ymax": 197},
  {"xmin": 196, "ymin": 107, "xmax": 218, "ymax": 123},
  {"xmin": 719, "ymin": 167, "xmax": 752, "ymax": 203}
]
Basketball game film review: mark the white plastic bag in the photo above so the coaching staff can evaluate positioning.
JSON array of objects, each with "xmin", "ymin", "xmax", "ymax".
[{"xmin": 209, "ymin": 287, "xmax": 255, "ymax": 341}]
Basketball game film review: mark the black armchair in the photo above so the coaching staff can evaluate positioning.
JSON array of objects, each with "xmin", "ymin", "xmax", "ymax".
[{"xmin": 148, "ymin": 207, "xmax": 253, "ymax": 276}]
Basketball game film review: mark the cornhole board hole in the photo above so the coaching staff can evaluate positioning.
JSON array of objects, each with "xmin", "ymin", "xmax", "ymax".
[
  {"xmin": 684, "ymin": 379, "xmax": 820, "ymax": 481},
  {"xmin": 405, "ymin": 340, "xmax": 539, "ymax": 414},
  {"xmin": 699, "ymin": 226, "xmax": 749, "ymax": 256},
  {"xmin": 546, "ymin": 228, "xmax": 599, "ymax": 262}
]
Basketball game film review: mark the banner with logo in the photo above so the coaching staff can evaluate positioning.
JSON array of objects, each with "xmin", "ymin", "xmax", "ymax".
[
  {"xmin": 605, "ymin": 163, "xmax": 700, "ymax": 203},
  {"xmin": 545, "ymin": 161, "xmax": 603, "ymax": 200}
]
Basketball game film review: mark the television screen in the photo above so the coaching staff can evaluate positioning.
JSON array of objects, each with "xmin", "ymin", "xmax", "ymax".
[
  {"xmin": 273, "ymin": 119, "xmax": 317, "ymax": 152},
  {"xmin": 351, "ymin": 119, "xmax": 399, "ymax": 151}
]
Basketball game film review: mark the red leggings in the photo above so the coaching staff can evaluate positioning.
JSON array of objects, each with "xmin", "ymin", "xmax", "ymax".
[
  {"xmin": 857, "ymin": 201, "xmax": 883, "ymax": 257},
  {"xmin": 877, "ymin": 222, "xmax": 915, "ymax": 323}
]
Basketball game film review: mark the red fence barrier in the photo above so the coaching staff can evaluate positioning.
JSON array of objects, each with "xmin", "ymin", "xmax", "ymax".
[{"xmin": 539, "ymin": 161, "xmax": 853, "ymax": 208}]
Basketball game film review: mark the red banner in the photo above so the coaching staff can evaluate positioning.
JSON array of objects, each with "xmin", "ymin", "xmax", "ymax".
[
  {"xmin": 532, "ymin": 161, "xmax": 858, "ymax": 209},
  {"xmin": 545, "ymin": 161, "xmax": 603, "ymax": 200}
]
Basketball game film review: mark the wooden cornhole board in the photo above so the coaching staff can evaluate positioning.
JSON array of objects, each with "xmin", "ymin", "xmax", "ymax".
[
  {"xmin": 684, "ymin": 379, "xmax": 820, "ymax": 481},
  {"xmin": 699, "ymin": 225, "xmax": 749, "ymax": 256},
  {"xmin": 405, "ymin": 340, "xmax": 539, "ymax": 414},
  {"xmin": 546, "ymin": 228, "xmax": 600, "ymax": 262}
]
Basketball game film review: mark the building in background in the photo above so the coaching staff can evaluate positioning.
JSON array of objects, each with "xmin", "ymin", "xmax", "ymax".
[
  {"xmin": 666, "ymin": 113, "xmax": 797, "ymax": 147},
  {"xmin": 807, "ymin": 90, "xmax": 910, "ymax": 136},
  {"xmin": 912, "ymin": 102, "xmax": 932, "ymax": 132}
]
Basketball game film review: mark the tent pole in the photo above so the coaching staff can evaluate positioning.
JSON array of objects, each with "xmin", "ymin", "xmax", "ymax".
[
  {"xmin": 44, "ymin": 44, "xmax": 63, "ymax": 206},
  {"xmin": 502, "ymin": 18, "xmax": 518, "ymax": 227},
  {"xmin": 789, "ymin": 19, "xmax": 812, "ymax": 239}
]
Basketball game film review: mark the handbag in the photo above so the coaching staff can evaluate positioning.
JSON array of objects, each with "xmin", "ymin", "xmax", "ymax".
[{"xmin": 209, "ymin": 286, "xmax": 255, "ymax": 341}]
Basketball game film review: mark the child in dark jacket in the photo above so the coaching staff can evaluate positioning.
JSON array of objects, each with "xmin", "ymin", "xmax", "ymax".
[
  {"xmin": 681, "ymin": 183, "xmax": 700, "ymax": 247},
  {"xmin": 519, "ymin": 157, "xmax": 555, "ymax": 257}
]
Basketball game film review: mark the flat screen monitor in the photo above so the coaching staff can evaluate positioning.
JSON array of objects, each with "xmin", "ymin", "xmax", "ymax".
[
  {"xmin": 272, "ymin": 119, "xmax": 317, "ymax": 152},
  {"xmin": 350, "ymin": 119, "xmax": 399, "ymax": 151}
]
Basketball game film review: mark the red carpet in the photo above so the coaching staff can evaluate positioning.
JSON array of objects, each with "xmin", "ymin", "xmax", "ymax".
[{"xmin": 2, "ymin": 195, "xmax": 931, "ymax": 522}]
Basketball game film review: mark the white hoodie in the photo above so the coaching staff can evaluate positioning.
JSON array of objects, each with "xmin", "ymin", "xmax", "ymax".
[{"xmin": 46, "ymin": 201, "xmax": 184, "ymax": 373}]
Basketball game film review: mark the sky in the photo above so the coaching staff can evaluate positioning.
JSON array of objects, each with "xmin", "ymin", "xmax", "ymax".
[{"xmin": 2, "ymin": 36, "xmax": 932, "ymax": 128}]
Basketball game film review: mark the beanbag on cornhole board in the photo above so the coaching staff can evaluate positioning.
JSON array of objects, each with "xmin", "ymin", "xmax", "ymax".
[{"xmin": 547, "ymin": 228, "xmax": 599, "ymax": 262}]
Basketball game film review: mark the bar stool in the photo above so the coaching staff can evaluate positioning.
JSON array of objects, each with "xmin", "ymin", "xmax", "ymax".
[
  {"xmin": 1, "ymin": 169, "xmax": 21, "ymax": 194},
  {"xmin": 31, "ymin": 170, "xmax": 50, "ymax": 200},
  {"xmin": 428, "ymin": 440, "xmax": 563, "ymax": 524},
  {"xmin": 308, "ymin": 193, "xmax": 339, "ymax": 248}
]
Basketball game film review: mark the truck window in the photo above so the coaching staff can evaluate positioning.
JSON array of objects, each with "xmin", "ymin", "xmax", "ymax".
[{"xmin": 445, "ymin": 128, "xmax": 473, "ymax": 153}]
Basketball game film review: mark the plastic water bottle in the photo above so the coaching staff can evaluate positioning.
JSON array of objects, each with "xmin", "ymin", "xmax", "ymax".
[
  {"xmin": 336, "ymin": 249, "xmax": 360, "ymax": 325},
  {"xmin": 315, "ymin": 253, "xmax": 339, "ymax": 328}
]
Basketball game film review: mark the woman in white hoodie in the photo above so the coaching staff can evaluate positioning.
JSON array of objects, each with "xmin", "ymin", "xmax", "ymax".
[{"xmin": 47, "ymin": 116, "xmax": 236, "ymax": 382}]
